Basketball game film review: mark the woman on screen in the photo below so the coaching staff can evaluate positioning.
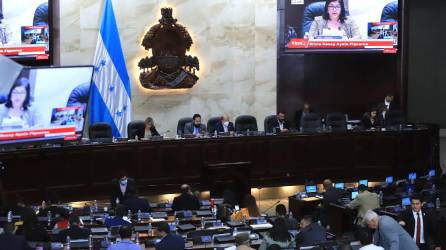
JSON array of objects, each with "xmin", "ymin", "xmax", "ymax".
[
  {"xmin": 0, "ymin": 77, "xmax": 41, "ymax": 129},
  {"xmin": 308, "ymin": 0, "xmax": 361, "ymax": 40}
]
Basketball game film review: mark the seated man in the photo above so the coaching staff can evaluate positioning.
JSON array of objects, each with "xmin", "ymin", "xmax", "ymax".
[
  {"xmin": 155, "ymin": 221, "xmax": 185, "ymax": 250},
  {"xmin": 275, "ymin": 204, "xmax": 298, "ymax": 230},
  {"xmin": 183, "ymin": 114, "xmax": 206, "ymax": 136},
  {"xmin": 215, "ymin": 114, "xmax": 235, "ymax": 134},
  {"xmin": 347, "ymin": 185, "xmax": 380, "ymax": 226},
  {"xmin": 171, "ymin": 184, "xmax": 200, "ymax": 211},
  {"xmin": 269, "ymin": 111, "xmax": 290, "ymax": 133},
  {"xmin": 107, "ymin": 225, "xmax": 140, "ymax": 250},
  {"xmin": 105, "ymin": 204, "xmax": 132, "ymax": 228},
  {"xmin": 356, "ymin": 228, "xmax": 384, "ymax": 250},
  {"xmin": 123, "ymin": 193, "xmax": 151, "ymax": 213},
  {"xmin": 58, "ymin": 214, "xmax": 91, "ymax": 243},
  {"xmin": 295, "ymin": 214, "xmax": 326, "ymax": 247},
  {"xmin": 320, "ymin": 179, "xmax": 344, "ymax": 227},
  {"xmin": 0, "ymin": 222, "xmax": 32, "ymax": 250}
]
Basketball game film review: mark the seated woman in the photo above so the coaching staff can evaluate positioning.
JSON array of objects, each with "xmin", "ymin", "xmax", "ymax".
[
  {"xmin": 144, "ymin": 117, "xmax": 160, "ymax": 138},
  {"xmin": 0, "ymin": 77, "xmax": 41, "ymax": 129},
  {"xmin": 231, "ymin": 195, "xmax": 260, "ymax": 221},
  {"xmin": 258, "ymin": 217, "xmax": 296, "ymax": 250},
  {"xmin": 308, "ymin": 0, "xmax": 360, "ymax": 40}
]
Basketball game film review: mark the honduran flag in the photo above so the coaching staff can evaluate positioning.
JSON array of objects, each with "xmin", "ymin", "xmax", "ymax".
[{"xmin": 90, "ymin": 0, "xmax": 132, "ymax": 138}]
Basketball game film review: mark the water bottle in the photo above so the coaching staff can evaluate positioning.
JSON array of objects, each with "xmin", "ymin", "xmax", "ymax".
[
  {"xmin": 201, "ymin": 217, "xmax": 205, "ymax": 228},
  {"xmin": 137, "ymin": 210, "xmax": 142, "ymax": 223},
  {"xmin": 47, "ymin": 211, "xmax": 52, "ymax": 226},
  {"xmin": 436, "ymin": 197, "xmax": 441, "ymax": 209},
  {"xmin": 175, "ymin": 217, "xmax": 180, "ymax": 226},
  {"xmin": 432, "ymin": 184, "xmax": 436, "ymax": 192},
  {"xmin": 88, "ymin": 234, "xmax": 93, "ymax": 249},
  {"xmin": 90, "ymin": 208, "xmax": 94, "ymax": 225},
  {"xmin": 93, "ymin": 200, "xmax": 98, "ymax": 212},
  {"xmin": 214, "ymin": 130, "xmax": 218, "ymax": 137},
  {"xmin": 115, "ymin": 197, "xmax": 120, "ymax": 205},
  {"xmin": 7, "ymin": 211, "xmax": 12, "ymax": 223},
  {"xmin": 127, "ymin": 209, "xmax": 132, "ymax": 221},
  {"xmin": 135, "ymin": 232, "xmax": 140, "ymax": 244},
  {"xmin": 148, "ymin": 222, "xmax": 153, "ymax": 236},
  {"xmin": 66, "ymin": 236, "xmax": 71, "ymax": 250},
  {"xmin": 233, "ymin": 227, "xmax": 238, "ymax": 236},
  {"xmin": 379, "ymin": 191, "xmax": 384, "ymax": 206},
  {"xmin": 288, "ymin": 211, "xmax": 293, "ymax": 219}
]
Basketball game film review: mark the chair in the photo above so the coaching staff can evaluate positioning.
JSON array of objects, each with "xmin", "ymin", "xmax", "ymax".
[
  {"xmin": 89, "ymin": 122, "xmax": 113, "ymax": 142},
  {"xmin": 177, "ymin": 117, "xmax": 193, "ymax": 136},
  {"xmin": 325, "ymin": 112, "xmax": 347, "ymax": 132},
  {"xmin": 235, "ymin": 115, "xmax": 258, "ymax": 133},
  {"xmin": 381, "ymin": 1, "xmax": 398, "ymax": 22},
  {"xmin": 385, "ymin": 110, "xmax": 405, "ymax": 127},
  {"xmin": 207, "ymin": 116, "xmax": 221, "ymax": 134},
  {"xmin": 264, "ymin": 115, "xmax": 277, "ymax": 133},
  {"xmin": 301, "ymin": 1, "xmax": 350, "ymax": 37},
  {"xmin": 127, "ymin": 120, "xmax": 145, "ymax": 139},
  {"xmin": 301, "ymin": 113, "xmax": 322, "ymax": 133}
]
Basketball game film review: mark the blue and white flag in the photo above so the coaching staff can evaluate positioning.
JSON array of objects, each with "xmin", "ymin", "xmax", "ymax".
[{"xmin": 90, "ymin": 0, "xmax": 132, "ymax": 138}]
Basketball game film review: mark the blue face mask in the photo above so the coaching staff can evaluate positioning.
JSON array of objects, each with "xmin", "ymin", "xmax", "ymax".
[{"xmin": 120, "ymin": 179, "xmax": 128, "ymax": 186}]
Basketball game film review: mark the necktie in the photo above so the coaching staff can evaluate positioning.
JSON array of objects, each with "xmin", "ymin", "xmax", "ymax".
[{"xmin": 416, "ymin": 212, "xmax": 421, "ymax": 244}]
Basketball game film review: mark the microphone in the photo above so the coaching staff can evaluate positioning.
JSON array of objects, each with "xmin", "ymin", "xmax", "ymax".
[{"xmin": 262, "ymin": 200, "xmax": 280, "ymax": 215}]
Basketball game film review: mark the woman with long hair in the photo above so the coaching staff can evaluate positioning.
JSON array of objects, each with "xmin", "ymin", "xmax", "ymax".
[{"xmin": 259, "ymin": 217, "xmax": 296, "ymax": 250}]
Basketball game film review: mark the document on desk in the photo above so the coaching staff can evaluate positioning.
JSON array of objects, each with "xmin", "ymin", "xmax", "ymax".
[{"xmin": 302, "ymin": 197, "xmax": 322, "ymax": 202}]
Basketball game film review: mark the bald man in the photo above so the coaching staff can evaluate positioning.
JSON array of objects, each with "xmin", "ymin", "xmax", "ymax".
[
  {"xmin": 320, "ymin": 179, "xmax": 343, "ymax": 227},
  {"xmin": 171, "ymin": 184, "xmax": 200, "ymax": 211},
  {"xmin": 215, "ymin": 114, "xmax": 235, "ymax": 134}
]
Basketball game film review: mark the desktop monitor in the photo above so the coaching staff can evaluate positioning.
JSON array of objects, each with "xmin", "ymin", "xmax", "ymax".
[
  {"xmin": 402, "ymin": 197, "xmax": 411, "ymax": 206},
  {"xmin": 408, "ymin": 172, "xmax": 417, "ymax": 181},
  {"xmin": 429, "ymin": 169, "xmax": 435, "ymax": 178},
  {"xmin": 385, "ymin": 176, "xmax": 394, "ymax": 184},
  {"xmin": 351, "ymin": 191, "xmax": 359, "ymax": 199},
  {"xmin": 359, "ymin": 179, "xmax": 369, "ymax": 187},
  {"xmin": 305, "ymin": 185, "xmax": 317, "ymax": 193},
  {"xmin": 335, "ymin": 183, "xmax": 345, "ymax": 189}
]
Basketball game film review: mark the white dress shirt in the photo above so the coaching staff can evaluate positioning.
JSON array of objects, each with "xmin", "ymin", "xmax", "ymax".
[
  {"xmin": 384, "ymin": 99, "xmax": 391, "ymax": 110},
  {"xmin": 223, "ymin": 123, "xmax": 229, "ymax": 133},
  {"xmin": 278, "ymin": 120, "xmax": 284, "ymax": 131},
  {"xmin": 359, "ymin": 244, "xmax": 384, "ymax": 250},
  {"xmin": 412, "ymin": 210, "xmax": 425, "ymax": 243},
  {"xmin": 120, "ymin": 183, "xmax": 127, "ymax": 196}
]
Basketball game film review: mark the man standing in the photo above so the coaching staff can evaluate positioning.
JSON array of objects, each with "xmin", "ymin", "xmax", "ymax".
[
  {"xmin": 364, "ymin": 210, "xmax": 418, "ymax": 250},
  {"xmin": 399, "ymin": 195, "xmax": 440, "ymax": 250},
  {"xmin": 320, "ymin": 179, "xmax": 343, "ymax": 227},
  {"xmin": 347, "ymin": 185, "xmax": 380, "ymax": 225},
  {"xmin": 110, "ymin": 171, "xmax": 136, "ymax": 207}
]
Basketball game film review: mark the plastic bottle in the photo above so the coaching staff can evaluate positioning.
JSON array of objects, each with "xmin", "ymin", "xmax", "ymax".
[
  {"xmin": 233, "ymin": 227, "xmax": 238, "ymax": 236},
  {"xmin": 436, "ymin": 197, "xmax": 441, "ymax": 209},
  {"xmin": 7, "ymin": 211, "xmax": 12, "ymax": 223},
  {"xmin": 148, "ymin": 222, "xmax": 153, "ymax": 236},
  {"xmin": 379, "ymin": 191, "xmax": 384, "ymax": 206},
  {"xmin": 66, "ymin": 236, "xmax": 71, "ymax": 250},
  {"xmin": 88, "ymin": 234, "xmax": 93, "ymax": 249},
  {"xmin": 127, "ymin": 209, "xmax": 132, "ymax": 221},
  {"xmin": 201, "ymin": 216, "xmax": 205, "ymax": 228},
  {"xmin": 47, "ymin": 211, "xmax": 52, "ymax": 226},
  {"xmin": 288, "ymin": 211, "xmax": 293, "ymax": 219},
  {"xmin": 137, "ymin": 209, "xmax": 142, "ymax": 223}
]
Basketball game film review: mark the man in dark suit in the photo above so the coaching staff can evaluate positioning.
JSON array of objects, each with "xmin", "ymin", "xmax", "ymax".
[
  {"xmin": 268, "ymin": 111, "xmax": 290, "ymax": 133},
  {"xmin": 123, "ymin": 193, "xmax": 151, "ymax": 213},
  {"xmin": 0, "ymin": 222, "xmax": 32, "ymax": 250},
  {"xmin": 398, "ymin": 195, "xmax": 440, "ymax": 250},
  {"xmin": 215, "ymin": 114, "xmax": 235, "ymax": 134},
  {"xmin": 295, "ymin": 102, "xmax": 313, "ymax": 130},
  {"xmin": 58, "ymin": 214, "xmax": 91, "ymax": 243},
  {"xmin": 378, "ymin": 94, "xmax": 398, "ymax": 112},
  {"xmin": 320, "ymin": 179, "xmax": 344, "ymax": 227},
  {"xmin": 110, "ymin": 171, "xmax": 136, "ymax": 208},
  {"xmin": 295, "ymin": 214, "xmax": 326, "ymax": 247},
  {"xmin": 155, "ymin": 221, "xmax": 185, "ymax": 250},
  {"xmin": 171, "ymin": 184, "xmax": 200, "ymax": 211},
  {"xmin": 184, "ymin": 114, "xmax": 207, "ymax": 136}
]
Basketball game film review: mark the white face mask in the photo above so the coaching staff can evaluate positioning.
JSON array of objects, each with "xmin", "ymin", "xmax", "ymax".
[{"xmin": 223, "ymin": 121, "xmax": 229, "ymax": 126}]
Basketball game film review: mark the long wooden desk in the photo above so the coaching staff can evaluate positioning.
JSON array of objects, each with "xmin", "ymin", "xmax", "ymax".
[{"xmin": 0, "ymin": 125, "xmax": 439, "ymax": 202}]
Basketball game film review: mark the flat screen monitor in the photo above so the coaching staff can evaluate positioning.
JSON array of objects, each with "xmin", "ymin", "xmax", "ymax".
[
  {"xmin": 359, "ymin": 179, "xmax": 368, "ymax": 187},
  {"xmin": 385, "ymin": 176, "xmax": 393, "ymax": 184},
  {"xmin": 335, "ymin": 183, "xmax": 345, "ymax": 189},
  {"xmin": 282, "ymin": 0, "xmax": 399, "ymax": 53},
  {"xmin": 408, "ymin": 172, "xmax": 417, "ymax": 181},
  {"xmin": 402, "ymin": 197, "xmax": 411, "ymax": 206},
  {"xmin": 351, "ymin": 191, "xmax": 359, "ymax": 199},
  {"xmin": 428, "ymin": 169, "xmax": 435, "ymax": 177},
  {"xmin": 0, "ymin": 66, "xmax": 93, "ymax": 145},
  {"xmin": 0, "ymin": 0, "xmax": 52, "ymax": 65},
  {"xmin": 305, "ymin": 185, "xmax": 317, "ymax": 193}
]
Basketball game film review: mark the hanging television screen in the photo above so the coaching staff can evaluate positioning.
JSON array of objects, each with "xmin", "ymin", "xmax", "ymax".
[
  {"xmin": 0, "ymin": 0, "xmax": 52, "ymax": 65},
  {"xmin": 0, "ymin": 66, "xmax": 94, "ymax": 145},
  {"xmin": 283, "ymin": 0, "xmax": 399, "ymax": 53}
]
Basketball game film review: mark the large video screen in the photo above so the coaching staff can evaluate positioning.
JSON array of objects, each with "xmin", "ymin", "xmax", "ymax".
[
  {"xmin": 283, "ymin": 0, "xmax": 399, "ymax": 53},
  {"xmin": 0, "ymin": 66, "xmax": 93, "ymax": 145},
  {"xmin": 0, "ymin": 0, "xmax": 51, "ymax": 64}
]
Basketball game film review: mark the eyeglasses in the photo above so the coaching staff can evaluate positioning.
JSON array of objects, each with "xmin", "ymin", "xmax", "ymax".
[
  {"xmin": 11, "ymin": 90, "xmax": 26, "ymax": 95},
  {"xmin": 328, "ymin": 5, "xmax": 341, "ymax": 10}
]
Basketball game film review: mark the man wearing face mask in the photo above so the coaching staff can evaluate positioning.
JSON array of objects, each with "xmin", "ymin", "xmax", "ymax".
[
  {"xmin": 110, "ymin": 171, "xmax": 136, "ymax": 208},
  {"xmin": 215, "ymin": 114, "xmax": 235, "ymax": 134},
  {"xmin": 269, "ymin": 111, "xmax": 290, "ymax": 134},
  {"xmin": 183, "ymin": 114, "xmax": 207, "ymax": 136}
]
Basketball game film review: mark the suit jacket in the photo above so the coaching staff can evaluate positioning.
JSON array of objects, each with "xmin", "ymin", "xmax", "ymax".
[
  {"xmin": 183, "ymin": 122, "xmax": 207, "ymax": 135},
  {"xmin": 155, "ymin": 234, "xmax": 185, "ymax": 250},
  {"xmin": 110, "ymin": 178, "xmax": 136, "ymax": 207},
  {"xmin": 348, "ymin": 191, "xmax": 380, "ymax": 225},
  {"xmin": 215, "ymin": 121, "xmax": 235, "ymax": 133},
  {"xmin": 320, "ymin": 187, "xmax": 344, "ymax": 226},
  {"xmin": 171, "ymin": 193, "xmax": 200, "ymax": 211},
  {"xmin": 373, "ymin": 215, "xmax": 418, "ymax": 250},
  {"xmin": 267, "ymin": 119, "xmax": 290, "ymax": 133},
  {"xmin": 378, "ymin": 101, "xmax": 399, "ymax": 112},
  {"xmin": 57, "ymin": 225, "xmax": 91, "ymax": 243},
  {"xmin": 0, "ymin": 233, "xmax": 32, "ymax": 250},
  {"xmin": 400, "ymin": 209, "xmax": 438, "ymax": 248},
  {"xmin": 295, "ymin": 222, "xmax": 326, "ymax": 247},
  {"xmin": 123, "ymin": 196, "xmax": 151, "ymax": 213}
]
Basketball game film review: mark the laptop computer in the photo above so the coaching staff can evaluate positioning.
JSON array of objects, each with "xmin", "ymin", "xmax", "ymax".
[
  {"xmin": 335, "ymin": 183, "xmax": 345, "ymax": 189},
  {"xmin": 359, "ymin": 179, "xmax": 368, "ymax": 187},
  {"xmin": 351, "ymin": 191, "xmax": 359, "ymax": 199},
  {"xmin": 305, "ymin": 185, "xmax": 317, "ymax": 194}
]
